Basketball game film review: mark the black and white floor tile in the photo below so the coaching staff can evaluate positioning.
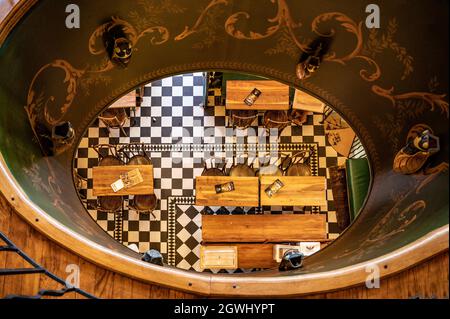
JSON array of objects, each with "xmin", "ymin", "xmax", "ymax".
[
  {"xmin": 169, "ymin": 196, "xmax": 261, "ymax": 273},
  {"xmin": 74, "ymin": 72, "xmax": 366, "ymax": 271}
]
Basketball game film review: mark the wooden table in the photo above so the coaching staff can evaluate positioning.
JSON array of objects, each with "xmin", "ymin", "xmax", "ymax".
[
  {"xmin": 225, "ymin": 80, "xmax": 289, "ymax": 110},
  {"xmin": 260, "ymin": 176, "xmax": 327, "ymax": 206},
  {"xmin": 92, "ymin": 165, "xmax": 154, "ymax": 196},
  {"xmin": 195, "ymin": 176, "xmax": 259, "ymax": 207},
  {"xmin": 109, "ymin": 91, "xmax": 137, "ymax": 108},
  {"xmin": 292, "ymin": 89, "xmax": 325, "ymax": 113},
  {"xmin": 202, "ymin": 214, "xmax": 327, "ymax": 242}
]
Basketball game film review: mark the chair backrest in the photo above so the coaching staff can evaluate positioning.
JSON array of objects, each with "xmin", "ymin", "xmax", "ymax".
[
  {"xmin": 128, "ymin": 155, "xmax": 152, "ymax": 165},
  {"xmin": 201, "ymin": 167, "xmax": 225, "ymax": 176},
  {"xmin": 290, "ymin": 109, "xmax": 309, "ymax": 126},
  {"xmin": 230, "ymin": 110, "xmax": 258, "ymax": 129},
  {"xmin": 131, "ymin": 194, "xmax": 158, "ymax": 213},
  {"xmin": 97, "ymin": 196, "xmax": 123, "ymax": 213},
  {"xmin": 263, "ymin": 110, "xmax": 290, "ymax": 131},
  {"xmin": 98, "ymin": 155, "xmax": 123, "ymax": 167},
  {"xmin": 201, "ymin": 158, "xmax": 226, "ymax": 176},
  {"xmin": 117, "ymin": 143, "xmax": 150, "ymax": 163},
  {"xmin": 99, "ymin": 108, "xmax": 128, "ymax": 127},
  {"xmin": 92, "ymin": 143, "xmax": 120, "ymax": 161},
  {"xmin": 229, "ymin": 156, "xmax": 256, "ymax": 177}
]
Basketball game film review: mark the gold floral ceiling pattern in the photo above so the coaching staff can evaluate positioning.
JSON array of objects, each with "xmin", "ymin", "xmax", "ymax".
[
  {"xmin": 1, "ymin": 0, "xmax": 448, "ymax": 270},
  {"xmin": 24, "ymin": 0, "xmax": 448, "ymax": 155}
]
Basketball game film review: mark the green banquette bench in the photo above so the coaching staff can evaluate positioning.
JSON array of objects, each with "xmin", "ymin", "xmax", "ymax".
[{"xmin": 329, "ymin": 158, "xmax": 370, "ymax": 230}]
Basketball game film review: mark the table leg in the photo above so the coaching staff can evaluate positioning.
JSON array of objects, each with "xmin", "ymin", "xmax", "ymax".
[{"xmin": 129, "ymin": 107, "xmax": 137, "ymax": 127}]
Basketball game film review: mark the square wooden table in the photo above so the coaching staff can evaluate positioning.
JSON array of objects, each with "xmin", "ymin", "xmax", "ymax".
[
  {"xmin": 109, "ymin": 91, "xmax": 137, "ymax": 108},
  {"xmin": 225, "ymin": 80, "xmax": 289, "ymax": 110},
  {"xmin": 292, "ymin": 89, "xmax": 325, "ymax": 113},
  {"xmin": 92, "ymin": 165, "xmax": 154, "ymax": 196},
  {"xmin": 260, "ymin": 176, "xmax": 327, "ymax": 206},
  {"xmin": 195, "ymin": 176, "xmax": 259, "ymax": 207}
]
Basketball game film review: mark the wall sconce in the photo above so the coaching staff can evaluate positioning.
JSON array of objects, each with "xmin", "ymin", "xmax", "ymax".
[
  {"xmin": 104, "ymin": 22, "xmax": 133, "ymax": 68},
  {"xmin": 296, "ymin": 43, "xmax": 323, "ymax": 80},
  {"xmin": 50, "ymin": 121, "xmax": 75, "ymax": 156},
  {"xmin": 279, "ymin": 250, "xmax": 304, "ymax": 271},
  {"xmin": 296, "ymin": 37, "xmax": 333, "ymax": 80},
  {"xmin": 142, "ymin": 249, "xmax": 164, "ymax": 266},
  {"xmin": 33, "ymin": 121, "xmax": 75, "ymax": 156},
  {"xmin": 393, "ymin": 126, "xmax": 440, "ymax": 174}
]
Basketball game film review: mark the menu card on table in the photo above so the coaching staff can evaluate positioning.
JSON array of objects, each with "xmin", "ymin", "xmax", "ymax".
[{"xmin": 111, "ymin": 168, "xmax": 144, "ymax": 192}]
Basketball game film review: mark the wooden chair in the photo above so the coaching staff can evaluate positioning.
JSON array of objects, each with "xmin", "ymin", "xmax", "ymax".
[
  {"xmin": 229, "ymin": 110, "xmax": 258, "ymax": 130},
  {"xmin": 228, "ymin": 156, "xmax": 256, "ymax": 177},
  {"xmin": 92, "ymin": 143, "xmax": 121, "ymax": 163},
  {"xmin": 73, "ymin": 171, "xmax": 88, "ymax": 201},
  {"xmin": 99, "ymin": 108, "xmax": 128, "ymax": 136},
  {"xmin": 131, "ymin": 85, "xmax": 145, "ymax": 126},
  {"xmin": 96, "ymin": 155, "xmax": 124, "ymax": 213},
  {"xmin": 201, "ymin": 158, "xmax": 226, "ymax": 176},
  {"xmin": 117, "ymin": 143, "xmax": 149, "ymax": 164},
  {"xmin": 289, "ymin": 109, "xmax": 309, "ymax": 126},
  {"xmin": 129, "ymin": 194, "xmax": 158, "ymax": 220},
  {"xmin": 136, "ymin": 85, "xmax": 145, "ymax": 106},
  {"xmin": 257, "ymin": 154, "xmax": 291, "ymax": 177},
  {"xmin": 91, "ymin": 144, "xmax": 124, "ymax": 213},
  {"xmin": 285, "ymin": 150, "xmax": 312, "ymax": 176},
  {"xmin": 119, "ymin": 143, "xmax": 158, "ymax": 219},
  {"xmin": 263, "ymin": 110, "xmax": 290, "ymax": 135}
]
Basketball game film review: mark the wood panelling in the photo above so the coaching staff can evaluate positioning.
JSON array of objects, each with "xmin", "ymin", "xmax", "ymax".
[
  {"xmin": 0, "ymin": 193, "xmax": 198, "ymax": 299},
  {"xmin": 317, "ymin": 252, "xmax": 449, "ymax": 299},
  {"xmin": 0, "ymin": 194, "xmax": 448, "ymax": 298},
  {"xmin": 2, "ymin": 203, "xmax": 29, "ymax": 297}
]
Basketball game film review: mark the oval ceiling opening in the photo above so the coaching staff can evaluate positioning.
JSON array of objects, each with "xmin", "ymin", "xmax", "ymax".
[
  {"xmin": 0, "ymin": 0, "xmax": 447, "ymax": 297},
  {"xmin": 73, "ymin": 71, "xmax": 370, "ymax": 273}
]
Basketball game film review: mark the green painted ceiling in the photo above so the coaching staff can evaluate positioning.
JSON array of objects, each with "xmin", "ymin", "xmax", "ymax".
[{"xmin": 0, "ymin": 0, "xmax": 448, "ymax": 271}]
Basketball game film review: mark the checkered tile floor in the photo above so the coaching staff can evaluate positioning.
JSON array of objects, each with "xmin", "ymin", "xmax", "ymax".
[{"xmin": 74, "ymin": 72, "xmax": 366, "ymax": 271}]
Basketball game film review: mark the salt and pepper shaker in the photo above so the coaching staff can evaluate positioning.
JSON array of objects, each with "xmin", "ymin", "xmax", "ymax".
[
  {"xmin": 244, "ymin": 88, "xmax": 262, "ymax": 106},
  {"xmin": 215, "ymin": 181, "xmax": 235, "ymax": 194},
  {"xmin": 265, "ymin": 179, "xmax": 285, "ymax": 198}
]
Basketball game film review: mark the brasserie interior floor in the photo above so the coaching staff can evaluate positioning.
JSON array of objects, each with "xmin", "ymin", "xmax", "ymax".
[{"xmin": 74, "ymin": 72, "xmax": 366, "ymax": 272}]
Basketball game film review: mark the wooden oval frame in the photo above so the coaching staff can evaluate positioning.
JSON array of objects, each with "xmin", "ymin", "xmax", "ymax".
[{"xmin": 0, "ymin": 0, "xmax": 448, "ymax": 297}]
